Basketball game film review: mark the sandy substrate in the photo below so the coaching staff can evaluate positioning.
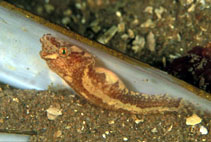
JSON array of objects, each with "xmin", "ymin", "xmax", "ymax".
[{"xmin": 0, "ymin": 84, "xmax": 210, "ymax": 142}]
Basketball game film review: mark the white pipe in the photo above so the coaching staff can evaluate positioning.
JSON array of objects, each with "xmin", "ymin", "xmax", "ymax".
[{"xmin": 0, "ymin": 133, "xmax": 29, "ymax": 142}]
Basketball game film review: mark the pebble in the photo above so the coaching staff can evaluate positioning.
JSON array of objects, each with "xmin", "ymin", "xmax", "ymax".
[
  {"xmin": 75, "ymin": 3, "xmax": 82, "ymax": 9},
  {"xmin": 46, "ymin": 106, "xmax": 62, "ymax": 120},
  {"xmin": 132, "ymin": 18, "xmax": 139, "ymax": 25},
  {"xmin": 162, "ymin": 57, "xmax": 166, "ymax": 67},
  {"xmin": 36, "ymin": 6, "xmax": 43, "ymax": 15},
  {"xmin": 0, "ymin": 118, "xmax": 3, "ymax": 123},
  {"xmin": 121, "ymin": 34, "xmax": 129, "ymax": 40},
  {"xmin": 63, "ymin": 9, "xmax": 72, "ymax": 16},
  {"xmin": 105, "ymin": 131, "xmax": 110, "ymax": 135},
  {"xmin": 123, "ymin": 137, "xmax": 128, "ymax": 141},
  {"xmin": 118, "ymin": 22, "xmax": 125, "ymax": 32},
  {"xmin": 97, "ymin": 26, "xmax": 118, "ymax": 44},
  {"xmin": 108, "ymin": 120, "xmax": 115, "ymax": 125},
  {"xmin": 44, "ymin": 4, "xmax": 55, "ymax": 14},
  {"xmin": 132, "ymin": 46, "xmax": 140, "ymax": 53},
  {"xmin": 186, "ymin": 113, "xmax": 202, "ymax": 125},
  {"xmin": 167, "ymin": 125, "xmax": 173, "ymax": 132},
  {"xmin": 54, "ymin": 130, "xmax": 62, "ymax": 138},
  {"xmin": 12, "ymin": 98, "xmax": 19, "ymax": 103},
  {"xmin": 147, "ymin": 31, "xmax": 155, "ymax": 52},
  {"xmin": 90, "ymin": 20, "xmax": 101, "ymax": 33},
  {"xmin": 133, "ymin": 35, "xmax": 145, "ymax": 46},
  {"xmin": 188, "ymin": 4, "xmax": 196, "ymax": 12},
  {"xmin": 134, "ymin": 119, "xmax": 144, "ymax": 124},
  {"xmin": 154, "ymin": 7, "xmax": 166, "ymax": 19},
  {"xmin": 62, "ymin": 17, "xmax": 71, "ymax": 25},
  {"xmin": 180, "ymin": 0, "xmax": 194, "ymax": 6},
  {"xmin": 151, "ymin": 127, "xmax": 158, "ymax": 133},
  {"xmin": 102, "ymin": 134, "xmax": 106, "ymax": 139},
  {"xmin": 144, "ymin": 6, "xmax": 153, "ymax": 14},
  {"xmin": 116, "ymin": 11, "xmax": 122, "ymax": 17},
  {"xmin": 81, "ymin": 17, "xmax": 86, "ymax": 24},
  {"xmin": 140, "ymin": 19, "xmax": 155, "ymax": 28},
  {"xmin": 132, "ymin": 35, "xmax": 145, "ymax": 53},
  {"xmin": 128, "ymin": 29, "xmax": 135, "ymax": 38},
  {"xmin": 200, "ymin": 126, "xmax": 208, "ymax": 135}
]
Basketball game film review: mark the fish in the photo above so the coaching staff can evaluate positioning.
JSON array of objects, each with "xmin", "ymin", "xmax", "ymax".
[{"xmin": 40, "ymin": 34, "xmax": 182, "ymax": 114}]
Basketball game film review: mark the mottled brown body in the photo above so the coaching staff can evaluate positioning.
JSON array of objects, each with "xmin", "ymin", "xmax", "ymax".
[{"xmin": 40, "ymin": 34, "xmax": 181, "ymax": 114}]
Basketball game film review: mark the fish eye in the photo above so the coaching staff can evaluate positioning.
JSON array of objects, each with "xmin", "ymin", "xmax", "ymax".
[{"xmin": 59, "ymin": 47, "xmax": 68, "ymax": 56}]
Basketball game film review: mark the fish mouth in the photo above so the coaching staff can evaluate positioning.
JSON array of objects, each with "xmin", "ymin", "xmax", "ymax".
[{"xmin": 40, "ymin": 51, "xmax": 59, "ymax": 60}]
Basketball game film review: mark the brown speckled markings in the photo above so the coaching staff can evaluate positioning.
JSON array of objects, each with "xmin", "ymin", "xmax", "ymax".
[{"xmin": 40, "ymin": 34, "xmax": 181, "ymax": 114}]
